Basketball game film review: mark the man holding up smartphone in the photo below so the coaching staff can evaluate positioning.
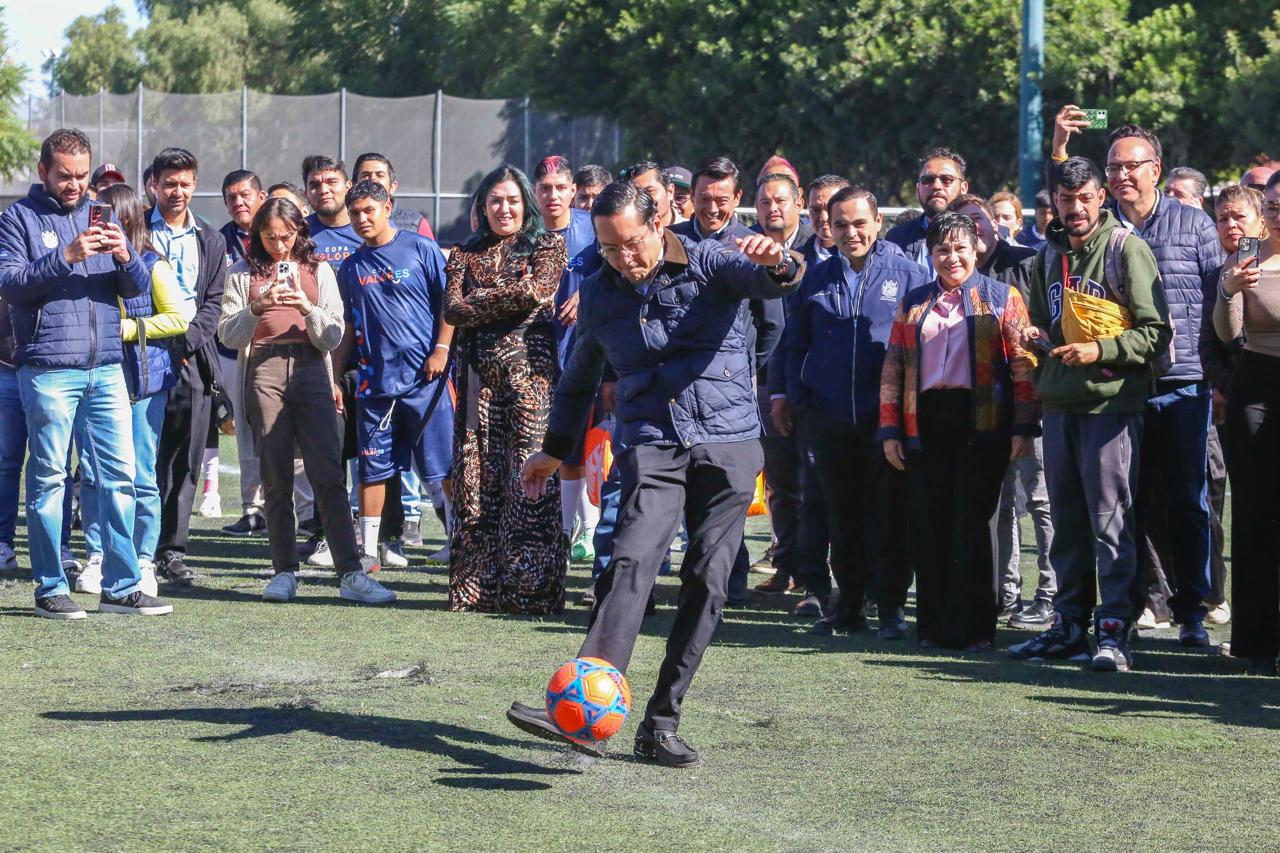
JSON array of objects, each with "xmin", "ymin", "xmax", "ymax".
[{"xmin": 0, "ymin": 129, "xmax": 173, "ymax": 619}]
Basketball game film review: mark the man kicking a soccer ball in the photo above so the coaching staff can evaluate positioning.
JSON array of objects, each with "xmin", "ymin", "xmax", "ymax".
[{"xmin": 509, "ymin": 181, "xmax": 803, "ymax": 767}]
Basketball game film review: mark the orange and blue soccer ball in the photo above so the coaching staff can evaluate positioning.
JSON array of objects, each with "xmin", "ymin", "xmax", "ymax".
[{"xmin": 545, "ymin": 656, "xmax": 631, "ymax": 743}]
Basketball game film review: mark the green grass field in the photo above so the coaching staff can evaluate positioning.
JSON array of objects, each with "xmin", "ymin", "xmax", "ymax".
[{"xmin": 1, "ymin": 436, "xmax": 1277, "ymax": 852}]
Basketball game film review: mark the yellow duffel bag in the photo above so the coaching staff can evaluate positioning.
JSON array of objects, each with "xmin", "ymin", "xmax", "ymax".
[{"xmin": 1061, "ymin": 287, "xmax": 1132, "ymax": 344}]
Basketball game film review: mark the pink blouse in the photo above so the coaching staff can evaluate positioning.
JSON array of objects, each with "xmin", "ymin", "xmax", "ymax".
[{"xmin": 918, "ymin": 286, "xmax": 971, "ymax": 390}]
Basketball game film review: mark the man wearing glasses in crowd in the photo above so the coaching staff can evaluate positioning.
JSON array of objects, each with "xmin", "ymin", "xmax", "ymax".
[{"xmin": 885, "ymin": 147, "xmax": 970, "ymax": 269}]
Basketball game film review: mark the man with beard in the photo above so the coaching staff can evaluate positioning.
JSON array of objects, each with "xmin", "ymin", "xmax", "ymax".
[
  {"xmin": 303, "ymin": 155, "xmax": 361, "ymax": 266},
  {"xmin": 1010, "ymin": 156, "xmax": 1169, "ymax": 672},
  {"xmin": 885, "ymin": 147, "xmax": 970, "ymax": 269}
]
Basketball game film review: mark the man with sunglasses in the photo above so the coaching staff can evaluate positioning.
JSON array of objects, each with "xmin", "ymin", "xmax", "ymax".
[
  {"xmin": 1051, "ymin": 106, "xmax": 1223, "ymax": 650},
  {"xmin": 885, "ymin": 147, "xmax": 970, "ymax": 269}
]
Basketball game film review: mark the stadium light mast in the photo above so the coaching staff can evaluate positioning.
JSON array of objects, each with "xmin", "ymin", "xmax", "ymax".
[{"xmin": 1018, "ymin": 0, "xmax": 1044, "ymax": 207}]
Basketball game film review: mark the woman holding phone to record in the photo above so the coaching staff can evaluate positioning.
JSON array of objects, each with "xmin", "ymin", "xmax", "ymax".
[
  {"xmin": 218, "ymin": 197, "xmax": 394, "ymax": 604},
  {"xmin": 1215, "ymin": 179, "xmax": 1280, "ymax": 675}
]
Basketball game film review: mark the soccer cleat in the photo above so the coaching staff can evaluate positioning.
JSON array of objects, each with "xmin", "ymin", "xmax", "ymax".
[
  {"xmin": 221, "ymin": 513, "xmax": 266, "ymax": 536},
  {"xmin": 305, "ymin": 539, "xmax": 334, "ymax": 568},
  {"xmin": 570, "ymin": 531, "xmax": 595, "ymax": 562},
  {"xmin": 99, "ymin": 590, "xmax": 174, "ymax": 616},
  {"xmin": 1009, "ymin": 599, "xmax": 1055, "ymax": 630},
  {"xmin": 634, "ymin": 722, "xmax": 701, "ymax": 769},
  {"xmin": 1205, "ymin": 602, "xmax": 1231, "ymax": 625},
  {"xmin": 1008, "ymin": 616, "xmax": 1091, "ymax": 661},
  {"xmin": 263, "ymin": 571, "xmax": 298, "ymax": 603},
  {"xmin": 380, "ymin": 539, "xmax": 410, "ymax": 569},
  {"xmin": 1091, "ymin": 618, "xmax": 1132, "ymax": 672},
  {"xmin": 402, "ymin": 519, "xmax": 423, "ymax": 547},
  {"xmin": 138, "ymin": 559, "xmax": 158, "ymax": 597},
  {"xmin": 339, "ymin": 570, "xmax": 395, "ymax": 605},
  {"xmin": 76, "ymin": 553, "xmax": 104, "ymax": 595},
  {"xmin": 34, "ymin": 594, "xmax": 87, "ymax": 620}
]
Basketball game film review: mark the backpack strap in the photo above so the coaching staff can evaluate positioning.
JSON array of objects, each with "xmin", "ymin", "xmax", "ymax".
[{"xmin": 1103, "ymin": 225, "xmax": 1132, "ymax": 305}]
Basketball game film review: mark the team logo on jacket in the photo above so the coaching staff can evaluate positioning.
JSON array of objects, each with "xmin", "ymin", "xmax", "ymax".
[
  {"xmin": 42, "ymin": 230, "xmax": 58, "ymax": 249},
  {"xmin": 880, "ymin": 279, "xmax": 900, "ymax": 301},
  {"xmin": 1047, "ymin": 276, "xmax": 1106, "ymax": 324}
]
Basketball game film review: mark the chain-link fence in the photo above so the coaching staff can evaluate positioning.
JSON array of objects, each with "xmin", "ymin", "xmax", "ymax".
[{"xmin": 3, "ymin": 87, "xmax": 621, "ymax": 243}]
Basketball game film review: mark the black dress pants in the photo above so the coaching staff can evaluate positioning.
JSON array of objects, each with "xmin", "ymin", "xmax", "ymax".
[
  {"xmin": 804, "ymin": 415, "xmax": 909, "ymax": 615},
  {"xmin": 581, "ymin": 439, "xmax": 762, "ymax": 732},
  {"xmin": 156, "ymin": 359, "xmax": 211, "ymax": 559},
  {"xmin": 907, "ymin": 390, "xmax": 1008, "ymax": 648}
]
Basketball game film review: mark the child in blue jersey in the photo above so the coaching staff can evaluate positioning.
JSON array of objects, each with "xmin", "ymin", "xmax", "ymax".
[
  {"xmin": 333, "ymin": 180, "xmax": 455, "ymax": 566},
  {"xmin": 533, "ymin": 155, "xmax": 605, "ymax": 560}
]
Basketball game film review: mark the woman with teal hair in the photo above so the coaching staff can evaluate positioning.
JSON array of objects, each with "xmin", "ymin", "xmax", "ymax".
[{"xmin": 444, "ymin": 164, "xmax": 570, "ymax": 613}]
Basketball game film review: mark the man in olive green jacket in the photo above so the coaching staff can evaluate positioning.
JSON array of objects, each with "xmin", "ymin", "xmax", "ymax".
[{"xmin": 1009, "ymin": 157, "xmax": 1171, "ymax": 673}]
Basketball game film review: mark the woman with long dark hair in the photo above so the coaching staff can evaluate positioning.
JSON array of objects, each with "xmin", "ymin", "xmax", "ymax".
[
  {"xmin": 880, "ymin": 212, "xmax": 1038, "ymax": 651},
  {"xmin": 218, "ymin": 197, "xmax": 393, "ymax": 605},
  {"xmin": 445, "ymin": 164, "xmax": 569, "ymax": 613},
  {"xmin": 75, "ymin": 183, "xmax": 193, "ymax": 596}
]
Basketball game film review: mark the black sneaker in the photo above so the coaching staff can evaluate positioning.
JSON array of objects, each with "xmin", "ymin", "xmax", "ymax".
[
  {"xmin": 402, "ymin": 519, "xmax": 423, "ymax": 547},
  {"xmin": 156, "ymin": 554, "xmax": 195, "ymax": 586},
  {"xmin": 1092, "ymin": 618, "xmax": 1132, "ymax": 672},
  {"xmin": 99, "ymin": 590, "xmax": 174, "ymax": 616},
  {"xmin": 34, "ymin": 594, "xmax": 87, "ymax": 620},
  {"xmin": 1179, "ymin": 619, "xmax": 1211, "ymax": 648},
  {"xmin": 221, "ymin": 513, "xmax": 266, "ymax": 537},
  {"xmin": 297, "ymin": 515, "xmax": 323, "ymax": 540},
  {"xmin": 298, "ymin": 531, "xmax": 324, "ymax": 560},
  {"xmin": 634, "ymin": 722, "xmax": 701, "ymax": 768},
  {"xmin": 1009, "ymin": 599, "xmax": 1055, "ymax": 630},
  {"xmin": 811, "ymin": 611, "xmax": 867, "ymax": 636},
  {"xmin": 1008, "ymin": 616, "xmax": 1090, "ymax": 661},
  {"xmin": 506, "ymin": 702, "xmax": 606, "ymax": 758}
]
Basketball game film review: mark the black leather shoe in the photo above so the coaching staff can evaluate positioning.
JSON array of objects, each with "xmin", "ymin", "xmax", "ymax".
[
  {"xmin": 156, "ymin": 554, "xmax": 195, "ymax": 587},
  {"xmin": 505, "ymin": 702, "xmax": 606, "ymax": 758},
  {"xmin": 634, "ymin": 722, "xmax": 701, "ymax": 768},
  {"xmin": 810, "ymin": 613, "xmax": 867, "ymax": 636}
]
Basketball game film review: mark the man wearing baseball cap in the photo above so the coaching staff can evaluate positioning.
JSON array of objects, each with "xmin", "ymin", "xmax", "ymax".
[
  {"xmin": 667, "ymin": 166, "xmax": 692, "ymax": 222},
  {"xmin": 89, "ymin": 164, "xmax": 125, "ymax": 198}
]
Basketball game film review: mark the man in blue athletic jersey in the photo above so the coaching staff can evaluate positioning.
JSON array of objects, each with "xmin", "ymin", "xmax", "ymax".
[
  {"xmin": 302, "ymin": 155, "xmax": 362, "ymax": 265},
  {"xmin": 332, "ymin": 180, "xmax": 455, "ymax": 570},
  {"xmin": 533, "ymin": 155, "xmax": 603, "ymax": 559}
]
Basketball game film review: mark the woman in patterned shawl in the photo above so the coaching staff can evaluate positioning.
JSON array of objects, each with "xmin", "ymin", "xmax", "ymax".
[
  {"xmin": 444, "ymin": 165, "xmax": 570, "ymax": 613},
  {"xmin": 878, "ymin": 211, "xmax": 1039, "ymax": 651}
]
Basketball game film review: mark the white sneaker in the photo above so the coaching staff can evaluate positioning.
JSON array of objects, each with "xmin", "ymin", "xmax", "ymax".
[
  {"xmin": 263, "ymin": 571, "xmax": 298, "ymax": 602},
  {"xmin": 380, "ymin": 539, "xmax": 409, "ymax": 569},
  {"xmin": 1135, "ymin": 607, "xmax": 1170, "ymax": 631},
  {"xmin": 138, "ymin": 558, "xmax": 158, "ymax": 597},
  {"xmin": 340, "ymin": 570, "xmax": 396, "ymax": 605},
  {"xmin": 1206, "ymin": 602, "xmax": 1231, "ymax": 625},
  {"xmin": 306, "ymin": 539, "xmax": 334, "ymax": 568},
  {"xmin": 426, "ymin": 543, "xmax": 450, "ymax": 564},
  {"xmin": 198, "ymin": 492, "xmax": 223, "ymax": 518},
  {"xmin": 0, "ymin": 542, "xmax": 16, "ymax": 571},
  {"xmin": 76, "ymin": 554, "xmax": 104, "ymax": 595}
]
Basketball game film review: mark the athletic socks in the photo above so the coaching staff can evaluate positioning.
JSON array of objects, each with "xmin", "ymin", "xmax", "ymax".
[
  {"xmin": 561, "ymin": 478, "xmax": 585, "ymax": 538},
  {"xmin": 360, "ymin": 516, "xmax": 381, "ymax": 558},
  {"xmin": 578, "ymin": 482, "xmax": 600, "ymax": 539},
  {"xmin": 200, "ymin": 448, "xmax": 219, "ymax": 495}
]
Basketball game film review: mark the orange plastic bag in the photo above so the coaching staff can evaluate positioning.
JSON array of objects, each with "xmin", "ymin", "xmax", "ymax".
[
  {"xmin": 748, "ymin": 473, "xmax": 767, "ymax": 517},
  {"xmin": 583, "ymin": 423, "xmax": 613, "ymax": 507}
]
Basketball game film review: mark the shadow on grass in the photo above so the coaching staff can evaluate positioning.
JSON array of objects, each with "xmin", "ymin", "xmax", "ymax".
[
  {"xmin": 44, "ymin": 706, "xmax": 575, "ymax": 791},
  {"xmin": 864, "ymin": 652, "xmax": 1280, "ymax": 730}
]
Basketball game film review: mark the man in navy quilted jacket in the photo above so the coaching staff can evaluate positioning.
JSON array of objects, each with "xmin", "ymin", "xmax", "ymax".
[
  {"xmin": 1051, "ymin": 106, "xmax": 1223, "ymax": 647},
  {"xmin": 509, "ymin": 181, "xmax": 803, "ymax": 768},
  {"xmin": 0, "ymin": 129, "xmax": 173, "ymax": 620}
]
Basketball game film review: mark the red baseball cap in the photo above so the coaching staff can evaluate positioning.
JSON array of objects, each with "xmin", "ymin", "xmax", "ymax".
[{"xmin": 91, "ymin": 163, "xmax": 126, "ymax": 188}]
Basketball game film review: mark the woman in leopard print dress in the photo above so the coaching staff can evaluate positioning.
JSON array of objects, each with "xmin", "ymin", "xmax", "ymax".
[{"xmin": 444, "ymin": 165, "xmax": 569, "ymax": 613}]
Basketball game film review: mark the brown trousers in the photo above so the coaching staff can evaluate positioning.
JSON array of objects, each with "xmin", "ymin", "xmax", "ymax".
[{"xmin": 245, "ymin": 343, "xmax": 360, "ymax": 576}]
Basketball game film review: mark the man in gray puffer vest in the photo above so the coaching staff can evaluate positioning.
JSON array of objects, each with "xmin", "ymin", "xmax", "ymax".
[
  {"xmin": 0, "ymin": 128, "xmax": 173, "ymax": 620},
  {"xmin": 1052, "ymin": 107, "xmax": 1222, "ymax": 646}
]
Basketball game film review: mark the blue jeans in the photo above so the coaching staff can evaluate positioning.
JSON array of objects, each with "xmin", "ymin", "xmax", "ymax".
[
  {"xmin": 0, "ymin": 365, "xmax": 24, "ymax": 548},
  {"xmin": 1138, "ymin": 381, "xmax": 1213, "ymax": 624},
  {"xmin": 79, "ymin": 389, "xmax": 169, "ymax": 561},
  {"xmin": 18, "ymin": 364, "xmax": 141, "ymax": 599}
]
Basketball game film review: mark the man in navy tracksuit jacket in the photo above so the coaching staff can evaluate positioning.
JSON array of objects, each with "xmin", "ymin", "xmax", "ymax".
[
  {"xmin": 0, "ymin": 129, "xmax": 172, "ymax": 619},
  {"xmin": 782, "ymin": 186, "xmax": 929, "ymax": 635}
]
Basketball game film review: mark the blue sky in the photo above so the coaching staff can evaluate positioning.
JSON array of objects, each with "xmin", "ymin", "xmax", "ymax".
[{"xmin": 4, "ymin": 1, "xmax": 145, "ymax": 99}]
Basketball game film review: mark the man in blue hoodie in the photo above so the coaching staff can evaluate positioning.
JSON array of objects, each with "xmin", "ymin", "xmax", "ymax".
[
  {"xmin": 780, "ymin": 186, "xmax": 929, "ymax": 636},
  {"xmin": 0, "ymin": 128, "xmax": 173, "ymax": 619}
]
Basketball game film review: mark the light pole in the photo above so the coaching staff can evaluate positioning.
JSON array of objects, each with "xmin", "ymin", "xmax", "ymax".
[{"xmin": 1018, "ymin": 0, "xmax": 1044, "ymax": 207}]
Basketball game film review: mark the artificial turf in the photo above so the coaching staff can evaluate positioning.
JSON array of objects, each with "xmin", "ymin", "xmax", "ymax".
[{"xmin": 0, "ymin": 436, "xmax": 1275, "ymax": 852}]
